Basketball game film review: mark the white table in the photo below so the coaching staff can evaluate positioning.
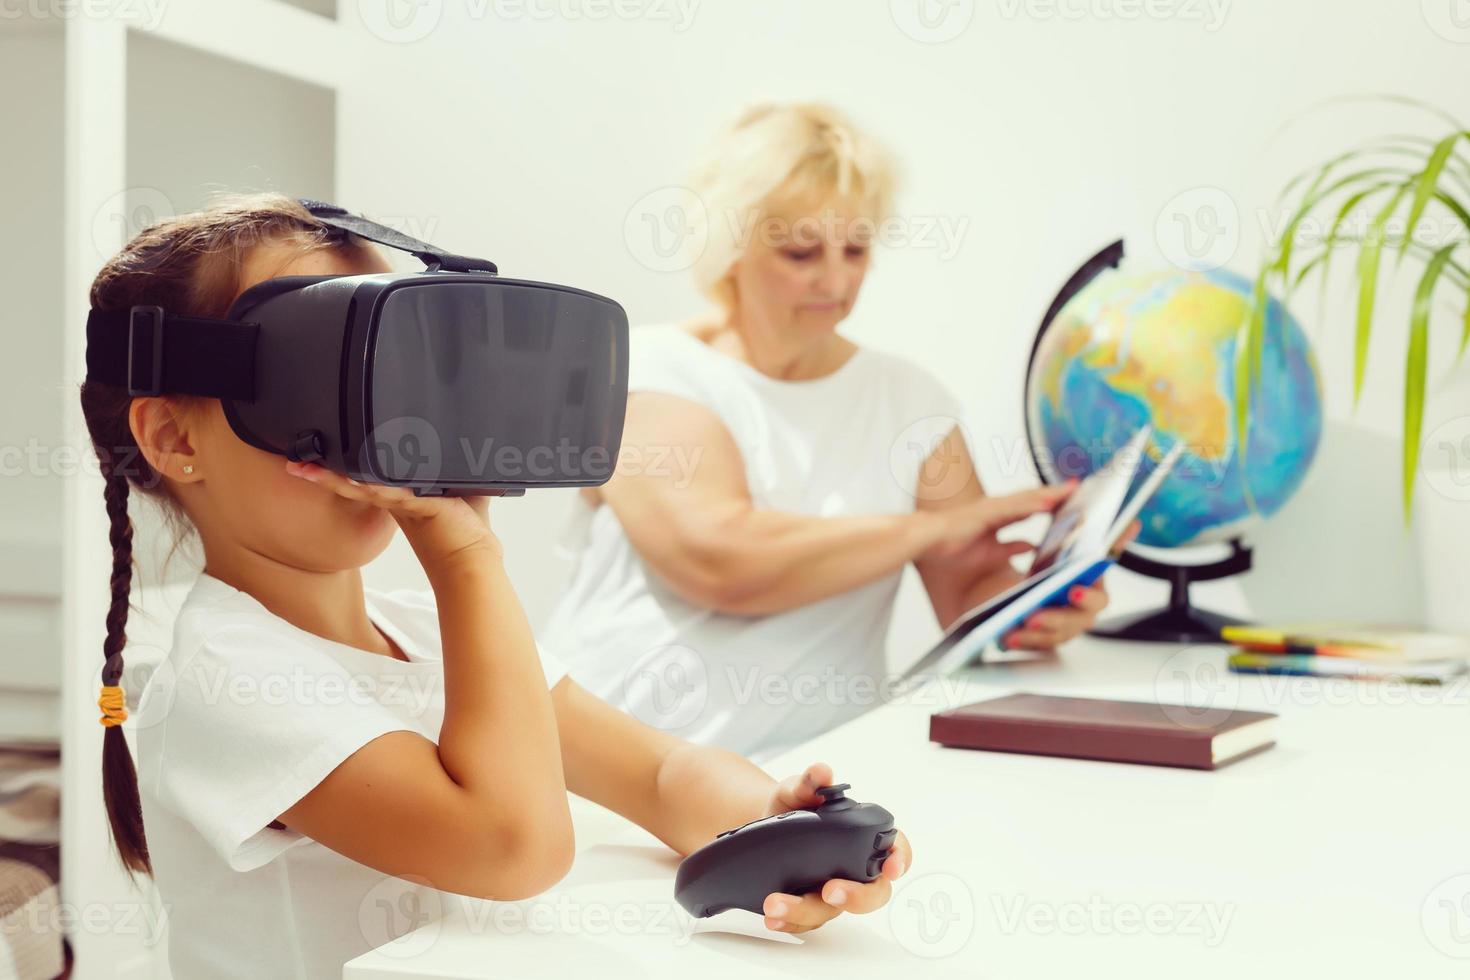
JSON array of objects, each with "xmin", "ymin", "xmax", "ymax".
[{"xmin": 345, "ymin": 637, "xmax": 1470, "ymax": 979}]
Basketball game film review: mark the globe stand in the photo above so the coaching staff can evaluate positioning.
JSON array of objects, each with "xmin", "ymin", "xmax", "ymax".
[{"xmin": 1089, "ymin": 538, "xmax": 1253, "ymax": 644}]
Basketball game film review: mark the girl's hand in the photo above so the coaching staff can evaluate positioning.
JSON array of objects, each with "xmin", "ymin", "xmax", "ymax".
[
  {"xmin": 284, "ymin": 461, "xmax": 499, "ymax": 571},
  {"xmin": 758, "ymin": 762, "xmax": 912, "ymax": 935},
  {"xmin": 1001, "ymin": 519, "xmax": 1141, "ymax": 653}
]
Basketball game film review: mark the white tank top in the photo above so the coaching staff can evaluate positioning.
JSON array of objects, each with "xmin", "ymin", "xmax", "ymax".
[{"xmin": 542, "ymin": 324, "xmax": 965, "ymax": 760}]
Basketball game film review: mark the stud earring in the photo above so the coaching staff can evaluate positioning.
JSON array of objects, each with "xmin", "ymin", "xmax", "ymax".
[{"xmin": 182, "ymin": 464, "xmax": 195, "ymax": 475}]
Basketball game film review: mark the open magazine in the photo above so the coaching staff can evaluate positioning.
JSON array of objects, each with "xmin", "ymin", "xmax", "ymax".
[{"xmin": 899, "ymin": 425, "xmax": 1184, "ymax": 684}]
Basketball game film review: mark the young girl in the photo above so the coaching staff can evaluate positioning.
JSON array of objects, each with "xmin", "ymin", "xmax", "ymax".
[{"xmin": 81, "ymin": 194, "xmax": 911, "ymax": 978}]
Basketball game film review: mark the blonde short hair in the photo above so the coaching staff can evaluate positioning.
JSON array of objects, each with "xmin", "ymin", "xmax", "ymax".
[{"xmin": 688, "ymin": 102, "xmax": 897, "ymax": 308}]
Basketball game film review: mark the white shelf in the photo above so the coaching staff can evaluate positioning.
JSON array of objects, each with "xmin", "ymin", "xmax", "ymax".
[
  {"xmin": 0, "ymin": 538, "xmax": 62, "ymax": 600},
  {"xmin": 126, "ymin": 29, "xmax": 336, "ymax": 211},
  {"xmin": 32, "ymin": 3, "xmax": 353, "ymax": 977},
  {"xmin": 0, "ymin": 690, "xmax": 61, "ymax": 744}
]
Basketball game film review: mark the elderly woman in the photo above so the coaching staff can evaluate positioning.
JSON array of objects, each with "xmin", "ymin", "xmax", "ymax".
[{"xmin": 544, "ymin": 103, "xmax": 1118, "ymax": 759}]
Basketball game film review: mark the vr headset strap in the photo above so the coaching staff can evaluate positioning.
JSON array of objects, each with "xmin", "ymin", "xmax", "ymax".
[
  {"xmin": 298, "ymin": 199, "xmax": 498, "ymax": 274},
  {"xmin": 85, "ymin": 306, "xmax": 258, "ymax": 400},
  {"xmin": 84, "ymin": 199, "xmax": 491, "ymax": 400}
]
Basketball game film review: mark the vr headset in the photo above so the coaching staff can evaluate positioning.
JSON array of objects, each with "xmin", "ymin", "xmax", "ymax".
[{"xmin": 85, "ymin": 200, "xmax": 629, "ymax": 496}]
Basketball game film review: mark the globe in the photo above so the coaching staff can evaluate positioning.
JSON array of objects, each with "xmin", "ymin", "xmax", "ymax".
[{"xmin": 1025, "ymin": 262, "xmax": 1323, "ymax": 549}]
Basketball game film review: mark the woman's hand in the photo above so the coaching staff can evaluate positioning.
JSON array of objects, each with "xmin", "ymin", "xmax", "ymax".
[
  {"xmin": 918, "ymin": 482, "xmax": 1075, "ymax": 564},
  {"xmin": 999, "ymin": 579, "xmax": 1110, "ymax": 653},
  {"xmin": 284, "ymin": 461, "xmax": 499, "ymax": 572},
  {"xmin": 1000, "ymin": 519, "xmax": 1141, "ymax": 653},
  {"xmin": 757, "ymin": 763, "xmax": 911, "ymax": 935}
]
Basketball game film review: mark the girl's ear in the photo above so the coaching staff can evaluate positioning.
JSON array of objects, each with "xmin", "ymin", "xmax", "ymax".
[{"xmin": 128, "ymin": 396, "xmax": 202, "ymax": 486}]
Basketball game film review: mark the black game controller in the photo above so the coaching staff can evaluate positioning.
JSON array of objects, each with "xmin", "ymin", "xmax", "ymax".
[{"xmin": 674, "ymin": 784, "xmax": 897, "ymax": 917}]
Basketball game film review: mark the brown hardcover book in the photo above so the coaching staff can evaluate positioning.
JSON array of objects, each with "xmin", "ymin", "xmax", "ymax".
[{"xmin": 929, "ymin": 693, "xmax": 1277, "ymax": 770}]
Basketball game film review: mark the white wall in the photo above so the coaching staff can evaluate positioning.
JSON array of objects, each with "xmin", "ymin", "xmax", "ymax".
[
  {"xmin": 0, "ymin": 22, "xmax": 66, "ymax": 729},
  {"xmin": 339, "ymin": 0, "xmax": 1469, "ymax": 660}
]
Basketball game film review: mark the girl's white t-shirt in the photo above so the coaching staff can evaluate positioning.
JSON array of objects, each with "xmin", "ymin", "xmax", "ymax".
[
  {"xmin": 541, "ymin": 324, "xmax": 966, "ymax": 761},
  {"xmin": 133, "ymin": 571, "xmax": 567, "ymax": 980}
]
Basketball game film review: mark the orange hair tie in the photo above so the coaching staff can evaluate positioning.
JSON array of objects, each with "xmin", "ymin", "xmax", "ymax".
[{"xmin": 98, "ymin": 685, "xmax": 128, "ymax": 728}]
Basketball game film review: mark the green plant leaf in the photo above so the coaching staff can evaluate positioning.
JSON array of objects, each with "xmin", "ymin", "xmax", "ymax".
[
  {"xmin": 1403, "ymin": 243, "xmax": 1458, "ymax": 522},
  {"xmin": 1232, "ymin": 303, "xmax": 1254, "ymax": 456},
  {"xmin": 1293, "ymin": 250, "xmax": 1330, "ymax": 291},
  {"xmin": 1277, "ymin": 151, "xmax": 1339, "ymax": 209},
  {"xmin": 1232, "ymin": 269, "xmax": 1271, "ymax": 516},
  {"xmin": 1310, "ymin": 179, "xmax": 1399, "ymax": 306},
  {"xmin": 1275, "ymin": 132, "xmax": 1470, "ymax": 208},
  {"xmin": 1255, "ymin": 97, "xmax": 1470, "ymax": 524},
  {"xmin": 1305, "ymin": 184, "xmax": 1470, "ymax": 317},
  {"xmin": 1303, "ymin": 235, "xmax": 1470, "ymax": 289},
  {"xmin": 1273, "ymin": 137, "xmax": 1405, "ymax": 205},
  {"xmin": 1272, "ymin": 167, "xmax": 1410, "ymax": 286},
  {"xmin": 1274, "ymin": 139, "xmax": 1417, "ymax": 201},
  {"xmin": 1398, "ymin": 133, "xmax": 1464, "ymax": 262},
  {"xmin": 1440, "ymin": 152, "xmax": 1470, "ymax": 201},
  {"xmin": 1431, "ymin": 188, "xmax": 1470, "ymax": 255},
  {"xmin": 1354, "ymin": 185, "xmax": 1410, "ymax": 405},
  {"xmin": 1461, "ymin": 300, "xmax": 1470, "ymax": 365}
]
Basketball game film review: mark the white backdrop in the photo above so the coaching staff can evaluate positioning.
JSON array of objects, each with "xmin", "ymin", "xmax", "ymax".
[
  {"xmin": 336, "ymin": 0, "xmax": 1470, "ymax": 664},
  {"xmin": 16, "ymin": 9, "xmax": 1461, "ymax": 974}
]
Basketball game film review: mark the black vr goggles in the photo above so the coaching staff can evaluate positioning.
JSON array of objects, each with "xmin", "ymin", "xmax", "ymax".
[{"xmin": 85, "ymin": 200, "xmax": 629, "ymax": 496}]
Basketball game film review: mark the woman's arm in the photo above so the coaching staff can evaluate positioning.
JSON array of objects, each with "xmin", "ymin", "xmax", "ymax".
[
  {"xmin": 913, "ymin": 428, "xmax": 1118, "ymax": 650},
  {"xmin": 552, "ymin": 678, "xmax": 910, "ymax": 933},
  {"xmin": 598, "ymin": 393, "xmax": 1065, "ymax": 617},
  {"xmin": 912, "ymin": 427, "xmax": 1030, "ymax": 626}
]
